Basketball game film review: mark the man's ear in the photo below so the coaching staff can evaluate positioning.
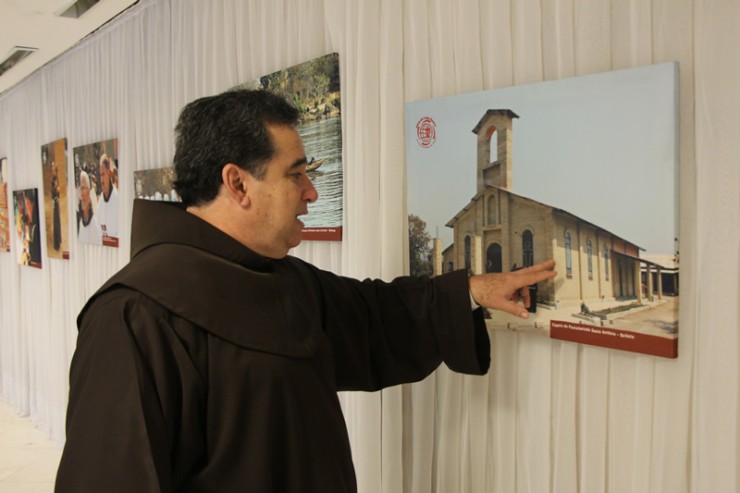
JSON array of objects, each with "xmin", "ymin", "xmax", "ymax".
[{"xmin": 222, "ymin": 163, "xmax": 249, "ymax": 207}]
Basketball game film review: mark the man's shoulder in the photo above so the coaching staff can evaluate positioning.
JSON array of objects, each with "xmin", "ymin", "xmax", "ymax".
[
  {"xmin": 83, "ymin": 285, "xmax": 161, "ymax": 315},
  {"xmin": 77, "ymin": 284, "xmax": 174, "ymax": 337},
  {"xmin": 78, "ymin": 268, "xmax": 163, "ymax": 322},
  {"xmin": 77, "ymin": 245, "xmax": 184, "ymax": 326}
]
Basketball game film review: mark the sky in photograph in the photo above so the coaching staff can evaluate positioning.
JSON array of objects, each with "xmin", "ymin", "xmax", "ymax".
[{"xmin": 405, "ymin": 62, "xmax": 678, "ymax": 255}]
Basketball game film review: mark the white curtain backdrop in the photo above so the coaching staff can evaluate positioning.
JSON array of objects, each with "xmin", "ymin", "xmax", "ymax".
[{"xmin": 0, "ymin": 0, "xmax": 737, "ymax": 491}]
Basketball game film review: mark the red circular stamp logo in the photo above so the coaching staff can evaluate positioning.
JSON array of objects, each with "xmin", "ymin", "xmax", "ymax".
[{"xmin": 416, "ymin": 116, "xmax": 437, "ymax": 148}]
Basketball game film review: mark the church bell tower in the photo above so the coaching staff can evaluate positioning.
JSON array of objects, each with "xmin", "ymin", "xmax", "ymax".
[{"xmin": 472, "ymin": 109, "xmax": 519, "ymax": 193}]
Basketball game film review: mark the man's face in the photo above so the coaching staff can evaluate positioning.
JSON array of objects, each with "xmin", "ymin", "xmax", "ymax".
[
  {"xmin": 100, "ymin": 163, "xmax": 110, "ymax": 193},
  {"xmin": 24, "ymin": 195, "xmax": 33, "ymax": 220},
  {"xmin": 244, "ymin": 124, "xmax": 318, "ymax": 258},
  {"xmin": 80, "ymin": 180, "xmax": 91, "ymax": 207}
]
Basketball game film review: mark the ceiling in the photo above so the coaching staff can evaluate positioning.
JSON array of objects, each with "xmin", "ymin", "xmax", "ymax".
[{"xmin": 0, "ymin": 0, "xmax": 139, "ymax": 96}]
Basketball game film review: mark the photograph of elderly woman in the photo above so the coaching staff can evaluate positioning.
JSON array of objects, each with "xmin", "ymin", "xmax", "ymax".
[{"xmin": 73, "ymin": 138, "xmax": 119, "ymax": 247}]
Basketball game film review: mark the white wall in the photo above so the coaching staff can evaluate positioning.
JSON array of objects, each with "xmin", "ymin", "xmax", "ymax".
[{"xmin": 0, "ymin": 0, "xmax": 737, "ymax": 491}]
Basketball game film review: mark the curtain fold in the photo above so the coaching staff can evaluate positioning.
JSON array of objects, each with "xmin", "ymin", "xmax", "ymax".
[
  {"xmin": 691, "ymin": 0, "xmax": 740, "ymax": 491},
  {"xmin": 0, "ymin": 0, "xmax": 737, "ymax": 491}
]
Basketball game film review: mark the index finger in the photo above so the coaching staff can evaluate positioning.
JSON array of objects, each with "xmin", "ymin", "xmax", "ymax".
[
  {"xmin": 516, "ymin": 260, "xmax": 557, "ymax": 285},
  {"xmin": 519, "ymin": 259, "xmax": 556, "ymax": 273}
]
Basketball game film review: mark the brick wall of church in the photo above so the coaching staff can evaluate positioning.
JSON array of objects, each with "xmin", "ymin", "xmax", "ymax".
[
  {"xmin": 577, "ymin": 223, "xmax": 602, "ymax": 300},
  {"xmin": 442, "ymin": 191, "xmax": 633, "ymax": 304},
  {"xmin": 506, "ymin": 197, "xmax": 551, "ymax": 269},
  {"xmin": 552, "ymin": 214, "xmax": 582, "ymax": 302},
  {"xmin": 452, "ymin": 207, "xmax": 481, "ymax": 273}
]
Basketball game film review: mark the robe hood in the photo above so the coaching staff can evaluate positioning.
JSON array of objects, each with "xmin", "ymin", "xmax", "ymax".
[{"xmin": 78, "ymin": 199, "xmax": 324, "ymax": 357}]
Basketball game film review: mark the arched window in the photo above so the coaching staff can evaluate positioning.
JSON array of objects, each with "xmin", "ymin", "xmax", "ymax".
[
  {"xmin": 487, "ymin": 195, "xmax": 496, "ymax": 225},
  {"xmin": 464, "ymin": 235, "xmax": 471, "ymax": 272},
  {"xmin": 604, "ymin": 245, "xmax": 610, "ymax": 280},
  {"xmin": 486, "ymin": 243, "xmax": 502, "ymax": 273},
  {"xmin": 565, "ymin": 231, "xmax": 573, "ymax": 278},
  {"xmin": 587, "ymin": 240, "xmax": 593, "ymax": 280},
  {"xmin": 522, "ymin": 230, "xmax": 534, "ymax": 267},
  {"xmin": 486, "ymin": 125, "xmax": 498, "ymax": 164}
]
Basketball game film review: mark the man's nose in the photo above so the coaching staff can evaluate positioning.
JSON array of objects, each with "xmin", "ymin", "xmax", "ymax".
[{"xmin": 303, "ymin": 176, "xmax": 319, "ymax": 203}]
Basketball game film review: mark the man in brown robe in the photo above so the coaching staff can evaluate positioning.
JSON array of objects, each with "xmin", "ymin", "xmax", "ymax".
[{"xmin": 55, "ymin": 89, "xmax": 556, "ymax": 492}]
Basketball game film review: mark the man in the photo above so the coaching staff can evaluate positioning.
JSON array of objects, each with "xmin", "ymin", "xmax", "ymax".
[
  {"xmin": 51, "ymin": 162, "xmax": 62, "ymax": 251},
  {"xmin": 76, "ymin": 171, "xmax": 102, "ymax": 245},
  {"xmin": 55, "ymin": 90, "xmax": 556, "ymax": 492},
  {"xmin": 23, "ymin": 189, "xmax": 41, "ymax": 266},
  {"xmin": 96, "ymin": 153, "xmax": 119, "ymax": 239}
]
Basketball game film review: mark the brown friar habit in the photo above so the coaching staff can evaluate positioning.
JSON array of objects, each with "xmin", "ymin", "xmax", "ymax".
[{"xmin": 56, "ymin": 199, "xmax": 490, "ymax": 493}]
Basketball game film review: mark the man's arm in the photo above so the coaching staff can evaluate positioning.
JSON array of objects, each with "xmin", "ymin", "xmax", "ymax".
[
  {"xmin": 304, "ymin": 263, "xmax": 489, "ymax": 391},
  {"xmin": 468, "ymin": 259, "xmax": 557, "ymax": 319}
]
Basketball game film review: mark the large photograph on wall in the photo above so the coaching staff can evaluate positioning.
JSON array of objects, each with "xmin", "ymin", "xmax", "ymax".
[
  {"xmin": 73, "ymin": 138, "xmax": 119, "ymax": 247},
  {"xmin": 406, "ymin": 62, "xmax": 679, "ymax": 358},
  {"xmin": 0, "ymin": 157, "xmax": 9, "ymax": 252},
  {"xmin": 234, "ymin": 53, "xmax": 343, "ymax": 241},
  {"xmin": 41, "ymin": 139, "xmax": 70, "ymax": 259},
  {"xmin": 13, "ymin": 188, "xmax": 42, "ymax": 268}
]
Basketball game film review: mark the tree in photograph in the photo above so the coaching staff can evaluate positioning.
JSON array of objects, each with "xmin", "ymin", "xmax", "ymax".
[
  {"xmin": 259, "ymin": 54, "xmax": 341, "ymax": 120},
  {"xmin": 409, "ymin": 213, "xmax": 433, "ymax": 277}
]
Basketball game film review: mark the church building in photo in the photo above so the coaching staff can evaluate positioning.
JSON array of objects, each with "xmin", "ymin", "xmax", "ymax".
[{"xmin": 433, "ymin": 109, "xmax": 669, "ymax": 307}]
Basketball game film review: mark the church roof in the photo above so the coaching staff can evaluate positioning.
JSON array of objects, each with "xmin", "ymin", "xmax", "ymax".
[
  {"xmin": 471, "ymin": 109, "xmax": 520, "ymax": 134},
  {"xmin": 445, "ymin": 185, "xmax": 644, "ymax": 251},
  {"xmin": 632, "ymin": 252, "xmax": 679, "ymax": 270}
]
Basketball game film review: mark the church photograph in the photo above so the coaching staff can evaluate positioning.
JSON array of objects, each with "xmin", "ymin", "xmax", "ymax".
[{"xmin": 406, "ymin": 63, "xmax": 679, "ymax": 357}]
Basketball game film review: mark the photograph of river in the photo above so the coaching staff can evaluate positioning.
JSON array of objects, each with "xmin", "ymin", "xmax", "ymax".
[
  {"xmin": 299, "ymin": 115, "xmax": 342, "ymax": 230},
  {"xmin": 235, "ymin": 52, "xmax": 344, "ymax": 241}
]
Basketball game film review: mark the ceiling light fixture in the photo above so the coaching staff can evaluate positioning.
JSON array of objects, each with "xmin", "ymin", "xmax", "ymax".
[
  {"xmin": 0, "ymin": 46, "xmax": 38, "ymax": 78},
  {"xmin": 56, "ymin": 0, "xmax": 102, "ymax": 19}
]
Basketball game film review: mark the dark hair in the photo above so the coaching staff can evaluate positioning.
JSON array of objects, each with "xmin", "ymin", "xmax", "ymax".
[{"xmin": 172, "ymin": 89, "xmax": 300, "ymax": 207}]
